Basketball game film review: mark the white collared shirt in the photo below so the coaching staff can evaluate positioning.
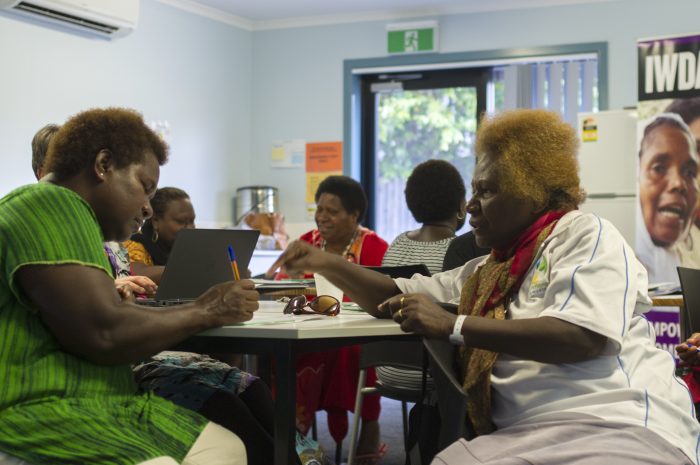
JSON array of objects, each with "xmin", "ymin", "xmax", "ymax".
[{"xmin": 395, "ymin": 211, "xmax": 699, "ymax": 463}]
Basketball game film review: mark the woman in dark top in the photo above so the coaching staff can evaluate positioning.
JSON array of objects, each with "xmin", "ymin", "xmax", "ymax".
[
  {"xmin": 125, "ymin": 187, "xmax": 195, "ymax": 284},
  {"xmin": 442, "ymin": 230, "xmax": 490, "ymax": 271}
]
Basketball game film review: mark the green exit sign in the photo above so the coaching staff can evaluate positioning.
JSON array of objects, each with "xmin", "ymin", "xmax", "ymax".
[{"xmin": 387, "ymin": 21, "xmax": 438, "ymax": 54}]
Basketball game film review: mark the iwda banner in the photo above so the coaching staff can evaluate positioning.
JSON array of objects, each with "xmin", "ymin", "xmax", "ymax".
[{"xmin": 637, "ymin": 34, "xmax": 700, "ymax": 288}]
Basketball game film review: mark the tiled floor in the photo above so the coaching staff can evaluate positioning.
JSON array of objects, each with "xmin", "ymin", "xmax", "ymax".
[{"xmin": 314, "ymin": 397, "xmax": 409, "ymax": 465}]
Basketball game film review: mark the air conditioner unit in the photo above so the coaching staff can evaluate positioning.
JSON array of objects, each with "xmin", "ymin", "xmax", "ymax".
[{"xmin": 0, "ymin": 0, "xmax": 139, "ymax": 39}]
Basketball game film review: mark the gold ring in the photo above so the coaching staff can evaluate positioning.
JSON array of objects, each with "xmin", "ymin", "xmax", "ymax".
[
  {"xmin": 400, "ymin": 296, "xmax": 405, "ymax": 307},
  {"xmin": 398, "ymin": 308, "xmax": 404, "ymax": 319}
]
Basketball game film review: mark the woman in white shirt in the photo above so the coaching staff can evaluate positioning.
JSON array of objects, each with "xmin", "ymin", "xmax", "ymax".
[{"xmin": 270, "ymin": 109, "xmax": 699, "ymax": 464}]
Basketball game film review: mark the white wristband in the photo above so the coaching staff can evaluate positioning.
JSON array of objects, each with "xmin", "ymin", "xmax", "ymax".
[{"xmin": 449, "ymin": 315, "xmax": 467, "ymax": 346}]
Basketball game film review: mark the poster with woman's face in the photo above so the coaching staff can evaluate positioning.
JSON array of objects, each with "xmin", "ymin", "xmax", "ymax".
[{"xmin": 637, "ymin": 35, "xmax": 700, "ymax": 286}]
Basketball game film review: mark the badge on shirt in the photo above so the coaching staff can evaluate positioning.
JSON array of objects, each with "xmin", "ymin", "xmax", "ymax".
[{"xmin": 528, "ymin": 255, "xmax": 549, "ymax": 299}]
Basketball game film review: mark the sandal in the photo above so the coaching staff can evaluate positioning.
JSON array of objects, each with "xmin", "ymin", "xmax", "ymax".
[{"xmin": 353, "ymin": 442, "xmax": 387, "ymax": 465}]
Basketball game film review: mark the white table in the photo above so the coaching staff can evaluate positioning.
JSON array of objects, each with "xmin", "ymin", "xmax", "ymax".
[{"xmin": 175, "ymin": 301, "xmax": 411, "ymax": 465}]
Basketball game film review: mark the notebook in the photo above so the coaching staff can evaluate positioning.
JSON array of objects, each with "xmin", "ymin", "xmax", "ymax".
[{"xmin": 137, "ymin": 228, "xmax": 260, "ymax": 306}]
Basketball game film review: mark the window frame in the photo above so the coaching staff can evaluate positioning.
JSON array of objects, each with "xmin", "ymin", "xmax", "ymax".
[
  {"xmin": 343, "ymin": 42, "xmax": 609, "ymax": 186},
  {"xmin": 359, "ymin": 67, "xmax": 490, "ymax": 230}
]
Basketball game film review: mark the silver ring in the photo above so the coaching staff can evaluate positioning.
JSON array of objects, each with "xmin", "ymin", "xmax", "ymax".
[{"xmin": 398, "ymin": 308, "xmax": 404, "ymax": 319}]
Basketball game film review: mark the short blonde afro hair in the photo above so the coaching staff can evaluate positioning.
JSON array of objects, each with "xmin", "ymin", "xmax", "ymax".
[{"xmin": 475, "ymin": 109, "xmax": 585, "ymax": 211}]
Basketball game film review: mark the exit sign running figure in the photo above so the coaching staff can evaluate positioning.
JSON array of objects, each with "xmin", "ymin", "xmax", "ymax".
[{"xmin": 387, "ymin": 21, "xmax": 438, "ymax": 54}]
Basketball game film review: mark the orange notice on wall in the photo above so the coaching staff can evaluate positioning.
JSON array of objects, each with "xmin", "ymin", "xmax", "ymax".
[{"xmin": 306, "ymin": 142, "xmax": 343, "ymax": 172}]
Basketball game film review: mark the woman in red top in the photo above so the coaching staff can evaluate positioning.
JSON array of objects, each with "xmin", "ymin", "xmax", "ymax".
[{"xmin": 284, "ymin": 175, "xmax": 388, "ymax": 460}]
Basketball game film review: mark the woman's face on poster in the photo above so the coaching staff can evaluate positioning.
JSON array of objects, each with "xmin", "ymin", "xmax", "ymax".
[{"xmin": 639, "ymin": 123, "xmax": 699, "ymax": 247}]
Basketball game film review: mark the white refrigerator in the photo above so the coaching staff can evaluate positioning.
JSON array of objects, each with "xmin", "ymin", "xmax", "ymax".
[{"xmin": 576, "ymin": 109, "xmax": 638, "ymax": 245}]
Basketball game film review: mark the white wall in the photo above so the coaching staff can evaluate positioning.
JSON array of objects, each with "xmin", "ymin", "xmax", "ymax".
[
  {"xmin": 0, "ymin": 0, "xmax": 252, "ymax": 226},
  {"xmin": 251, "ymin": 0, "xmax": 700, "ymax": 224},
  {"xmin": 3, "ymin": 0, "xmax": 700, "ymax": 229}
]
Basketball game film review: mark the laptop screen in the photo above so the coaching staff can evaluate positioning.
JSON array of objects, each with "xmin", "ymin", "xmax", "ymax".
[{"xmin": 154, "ymin": 228, "xmax": 260, "ymax": 301}]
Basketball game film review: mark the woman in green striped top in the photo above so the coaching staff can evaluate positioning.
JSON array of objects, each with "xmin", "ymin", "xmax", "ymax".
[{"xmin": 0, "ymin": 108, "xmax": 257, "ymax": 465}]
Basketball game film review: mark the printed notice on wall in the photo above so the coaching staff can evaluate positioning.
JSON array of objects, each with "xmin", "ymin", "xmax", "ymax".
[
  {"xmin": 581, "ymin": 117, "xmax": 598, "ymax": 142},
  {"xmin": 305, "ymin": 141, "xmax": 343, "ymax": 217},
  {"xmin": 635, "ymin": 33, "xmax": 700, "ymax": 354},
  {"xmin": 271, "ymin": 139, "xmax": 305, "ymax": 168},
  {"xmin": 306, "ymin": 141, "xmax": 342, "ymax": 173},
  {"xmin": 636, "ymin": 33, "xmax": 700, "ymax": 288}
]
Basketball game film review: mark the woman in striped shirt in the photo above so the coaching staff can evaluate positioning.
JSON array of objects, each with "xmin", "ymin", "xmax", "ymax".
[{"xmin": 381, "ymin": 159, "xmax": 467, "ymax": 275}]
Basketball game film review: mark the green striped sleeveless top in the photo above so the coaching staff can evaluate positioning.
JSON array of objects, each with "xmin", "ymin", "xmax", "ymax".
[{"xmin": 0, "ymin": 183, "xmax": 207, "ymax": 465}]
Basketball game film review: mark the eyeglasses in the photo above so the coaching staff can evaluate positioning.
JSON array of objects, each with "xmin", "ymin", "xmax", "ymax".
[{"xmin": 283, "ymin": 295, "xmax": 341, "ymax": 316}]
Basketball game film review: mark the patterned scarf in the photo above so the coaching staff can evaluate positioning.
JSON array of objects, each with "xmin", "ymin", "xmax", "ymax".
[{"xmin": 457, "ymin": 210, "xmax": 567, "ymax": 435}]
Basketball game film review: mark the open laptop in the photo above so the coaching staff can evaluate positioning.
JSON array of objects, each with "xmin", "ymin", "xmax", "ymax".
[{"xmin": 138, "ymin": 228, "xmax": 260, "ymax": 306}]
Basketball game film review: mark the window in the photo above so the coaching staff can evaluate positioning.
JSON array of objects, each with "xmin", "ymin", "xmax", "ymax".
[
  {"xmin": 344, "ymin": 43, "xmax": 607, "ymax": 240},
  {"xmin": 493, "ymin": 57, "xmax": 599, "ymax": 124},
  {"xmin": 360, "ymin": 68, "xmax": 488, "ymax": 241}
]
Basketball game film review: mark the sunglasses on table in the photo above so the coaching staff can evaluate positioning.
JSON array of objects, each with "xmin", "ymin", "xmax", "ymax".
[{"xmin": 282, "ymin": 295, "xmax": 341, "ymax": 316}]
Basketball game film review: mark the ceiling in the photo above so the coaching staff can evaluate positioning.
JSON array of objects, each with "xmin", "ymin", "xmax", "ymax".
[{"xmin": 158, "ymin": 0, "xmax": 619, "ymax": 30}]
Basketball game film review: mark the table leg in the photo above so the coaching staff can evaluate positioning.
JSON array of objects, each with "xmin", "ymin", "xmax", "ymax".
[{"xmin": 274, "ymin": 341, "xmax": 297, "ymax": 465}]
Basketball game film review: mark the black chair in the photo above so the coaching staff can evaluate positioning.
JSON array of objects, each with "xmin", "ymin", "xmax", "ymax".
[
  {"xmin": 423, "ymin": 338, "xmax": 473, "ymax": 451},
  {"xmin": 677, "ymin": 267, "xmax": 700, "ymax": 341},
  {"xmin": 346, "ymin": 264, "xmax": 431, "ymax": 465}
]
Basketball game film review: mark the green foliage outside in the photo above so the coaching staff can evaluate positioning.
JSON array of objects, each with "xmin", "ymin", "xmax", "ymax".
[{"xmin": 376, "ymin": 87, "xmax": 478, "ymax": 183}]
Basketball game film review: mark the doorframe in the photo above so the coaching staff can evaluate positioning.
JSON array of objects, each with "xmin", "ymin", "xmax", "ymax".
[
  {"xmin": 359, "ymin": 67, "xmax": 490, "ymax": 230},
  {"xmin": 343, "ymin": 42, "xmax": 609, "ymax": 180}
]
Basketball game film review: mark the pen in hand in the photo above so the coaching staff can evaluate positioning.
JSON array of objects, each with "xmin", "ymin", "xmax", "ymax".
[{"xmin": 228, "ymin": 245, "xmax": 241, "ymax": 281}]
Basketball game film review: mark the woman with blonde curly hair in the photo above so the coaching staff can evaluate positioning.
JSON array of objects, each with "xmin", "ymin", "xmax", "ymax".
[{"xmin": 270, "ymin": 109, "xmax": 698, "ymax": 464}]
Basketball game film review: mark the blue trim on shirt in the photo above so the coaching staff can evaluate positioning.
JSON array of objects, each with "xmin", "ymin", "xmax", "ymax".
[
  {"xmin": 588, "ymin": 216, "xmax": 603, "ymax": 263},
  {"xmin": 558, "ymin": 216, "xmax": 603, "ymax": 312},
  {"xmin": 558, "ymin": 265, "xmax": 581, "ymax": 311},
  {"xmin": 644, "ymin": 389, "xmax": 649, "ymax": 427},
  {"xmin": 617, "ymin": 355, "xmax": 631, "ymax": 387}
]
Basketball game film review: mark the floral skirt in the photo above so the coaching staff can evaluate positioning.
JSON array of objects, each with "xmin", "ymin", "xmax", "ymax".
[{"xmin": 133, "ymin": 351, "xmax": 258, "ymax": 412}]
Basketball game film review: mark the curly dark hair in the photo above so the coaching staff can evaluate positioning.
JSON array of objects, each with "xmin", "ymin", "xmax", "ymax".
[
  {"xmin": 140, "ymin": 187, "xmax": 191, "ymax": 234},
  {"xmin": 43, "ymin": 108, "xmax": 168, "ymax": 180},
  {"xmin": 315, "ymin": 175, "xmax": 368, "ymax": 222},
  {"xmin": 665, "ymin": 98, "xmax": 700, "ymax": 126},
  {"xmin": 31, "ymin": 123, "xmax": 60, "ymax": 179},
  {"xmin": 405, "ymin": 159, "xmax": 466, "ymax": 223},
  {"xmin": 475, "ymin": 109, "xmax": 585, "ymax": 211},
  {"xmin": 150, "ymin": 187, "xmax": 190, "ymax": 219}
]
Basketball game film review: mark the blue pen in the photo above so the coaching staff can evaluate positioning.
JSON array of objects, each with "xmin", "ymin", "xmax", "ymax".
[{"xmin": 228, "ymin": 245, "xmax": 241, "ymax": 280}]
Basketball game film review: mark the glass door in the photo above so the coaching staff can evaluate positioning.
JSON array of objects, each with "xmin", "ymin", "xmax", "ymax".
[{"xmin": 360, "ymin": 68, "xmax": 489, "ymax": 241}]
